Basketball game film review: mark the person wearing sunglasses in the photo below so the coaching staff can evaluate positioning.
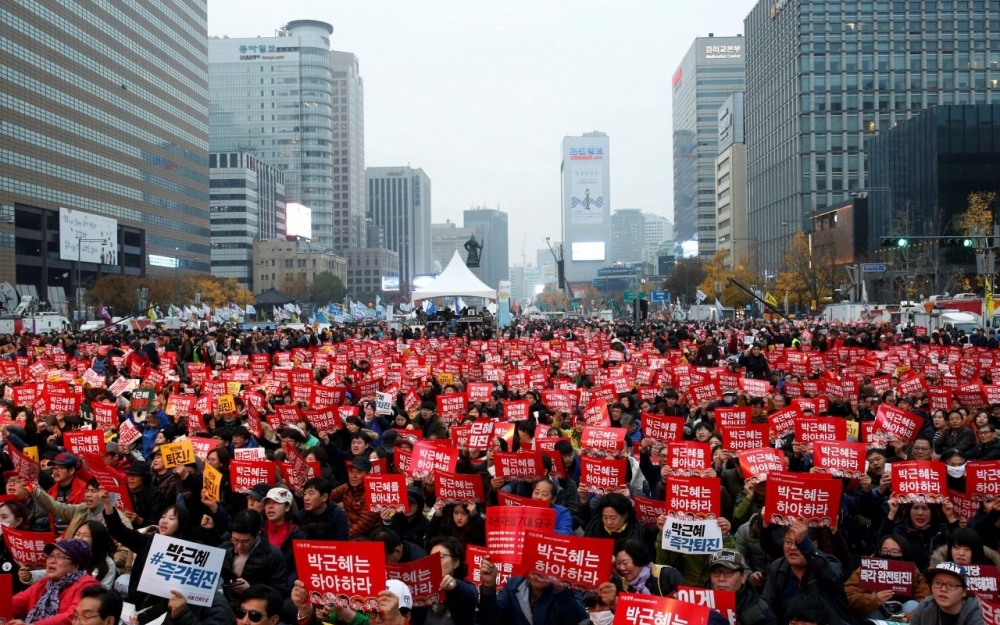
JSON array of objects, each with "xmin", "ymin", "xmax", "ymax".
[
  {"xmin": 237, "ymin": 584, "xmax": 284, "ymax": 625},
  {"xmin": 909, "ymin": 562, "xmax": 983, "ymax": 625}
]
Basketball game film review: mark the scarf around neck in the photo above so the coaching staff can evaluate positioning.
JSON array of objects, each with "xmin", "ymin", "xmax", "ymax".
[{"xmin": 26, "ymin": 568, "xmax": 88, "ymax": 622}]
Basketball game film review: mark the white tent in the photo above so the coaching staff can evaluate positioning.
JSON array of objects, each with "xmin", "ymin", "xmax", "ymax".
[{"xmin": 410, "ymin": 251, "xmax": 497, "ymax": 302}]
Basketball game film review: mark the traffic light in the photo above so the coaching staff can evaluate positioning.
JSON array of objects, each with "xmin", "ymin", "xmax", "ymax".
[
  {"xmin": 880, "ymin": 237, "xmax": 909, "ymax": 248},
  {"xmin": 945, "ymin": 237, "xmax": 975, "ymax": 248}
]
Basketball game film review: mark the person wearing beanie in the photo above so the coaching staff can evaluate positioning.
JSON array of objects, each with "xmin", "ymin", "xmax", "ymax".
[{"xmin": 11, "ymin": 538, "xmax": 101, "ymax": 625}]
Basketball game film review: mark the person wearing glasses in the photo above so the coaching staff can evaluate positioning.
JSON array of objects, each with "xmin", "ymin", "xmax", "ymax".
[
  {"xmin": 73, "ymin": 585, "xmax": 124, "ymax": 625},
  {"xmin": 10, "ymin": 538, "xmax": 100, "ymax": 625},
  {"xmin": 222, "ymin": 510, "xmax": 290, "ymax": 603},
  {"xmin": 968, "ymin": 424, "xmax": 1000, "ymax": 460},
  {"xmin": 844, "ymin": 534, "xmax": 930, "ymax": 621},
  {"xmin": 236, "ymin": 584, "xmax": 285, "ymax": 625},
  {"xmin": 909, "ymin": 562, "xmax": 984, "ymax": 625},
  {"xmin": 707, "ymin": 549, "xmax": 776, "ymax": 625}
]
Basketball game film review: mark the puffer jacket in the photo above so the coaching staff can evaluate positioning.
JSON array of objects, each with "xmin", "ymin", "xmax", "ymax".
[
  {"xmin": 909, "ymin": 595, "xmax": 984, "ymax": 625},
  {"xmin": 11, "ymin": 572, "xmax": 100, "ymax": 625},
  {"xmin": 844, "ymin": 560, "xmax": 930, "ymax": 617},
  {"xmin": 31, "ymin": 488, "xmax": 133, "ymax": 569},
  {"xmin": 927, "ymin": 543, "xmax": 1000, "ymax": 569}
]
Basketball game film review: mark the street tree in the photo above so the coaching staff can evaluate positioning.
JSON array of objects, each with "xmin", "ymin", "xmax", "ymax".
[{"xmin": 309, "ymin": 271, "xmax": 347, "ymax": 305}]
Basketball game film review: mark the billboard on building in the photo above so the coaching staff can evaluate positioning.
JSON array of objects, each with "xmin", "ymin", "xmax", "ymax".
[
  {"xmin": 285, "ymin": 202, "xmax": 312, "ymax": 239},
  {"xmin": 381, "ymin": 276, "xmax": 400, "ymax": 291},
  {"xmin": 59, "ymin": 207, "xmax": 118, "ymax": 265},
  {"xmin": 569, "ymin": 161, "xmax": 605, "ymax": 226},
  {"xmin": 571, "ymin": 242, "xmax": 606, "ymax": 262}
]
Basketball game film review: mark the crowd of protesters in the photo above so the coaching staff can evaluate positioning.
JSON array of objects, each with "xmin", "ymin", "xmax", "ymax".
[{"xmin": 0, "ymin": 316, "xmax": 997, "ymax": 625}]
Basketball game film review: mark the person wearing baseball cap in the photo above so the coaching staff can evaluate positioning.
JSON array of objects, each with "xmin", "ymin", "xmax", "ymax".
[
  {"xmin": 708, "ymin": 549, "xmax": 776, "ymax": 625},
  {"xmin": 48, "ymin": 451, "xmax": 87, "ymax": 508},
  {"xmin": 910, "ymin": 562, "xmax": 981, "ymax": 625},
  {"xmin": 11, "ymin": 538, "xmax": 100, "ymax": 624},
  {"xmin": 262, "ymin": 486, "xmax": 305, "ymax": 577},
  {"xmin": 330, "ymin": 456, "xmax": 381, "ymax": 538},
  {"xmin": 291, "ymin": 578, "xmax": 412, "ymax": 625}
]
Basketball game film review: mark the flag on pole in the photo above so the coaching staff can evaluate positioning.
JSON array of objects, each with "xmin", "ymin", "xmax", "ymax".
[
  {"xmin": 147, "ymin": 306, "xmax": 157, "ymax": 322},
  {"xmin": 245, "ymin": 304, "xmax": 256, "ymax": 316},
  {"xmin": 695, "ymin": 289, "xmax": 708, "ymax": 304},
  {"xmin": 764, "ymin": 292, "xmax": 778, "ymax": 308},
  {"xmin": 98, "ymin": 303, "xmax": 113, "ymax": 327},
  {"xmin": 715, "ymin": 298, "xmax": 724, "ymax": 321},
  {"xmin": 987, "ymin": 278, "xmax": 995, "ymax": 317}
]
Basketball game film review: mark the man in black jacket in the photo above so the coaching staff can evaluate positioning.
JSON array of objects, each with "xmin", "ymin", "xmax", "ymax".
[
  {"xmin": 708, "ymin": 549, "xmax": 777, "ymax": 625},
  {"xmin": 968, "ymin": 424, "xmax": 1000, "ymax": 460},
  {"xmin": 296, "ymin": 477, "xmax": 349, "ymax": 540},
  {"xmin": 222, "ymin": 510, "xmax": 289, "ymax": 600}
]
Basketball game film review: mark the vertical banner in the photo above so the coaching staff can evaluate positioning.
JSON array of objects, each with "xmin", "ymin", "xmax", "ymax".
[{"xmin": 498, "ymin": 280, "xmax": 512, "ymax": 328}]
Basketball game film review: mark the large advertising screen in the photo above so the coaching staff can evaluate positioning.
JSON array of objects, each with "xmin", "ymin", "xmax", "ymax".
[
  {"xmin": 571, "ymin": 242, "xmax": 605, "ymax": 262},
  {"xmin": 569, "ymin": 164, "xmax": 605, "ymax": 226},
  {"xmin": 59, "ymin": 207, "xmax": 118, "ymax": 265},
  {"xmin": 285, "ymin": 202, "xmax": 312, "ymax": 239}
]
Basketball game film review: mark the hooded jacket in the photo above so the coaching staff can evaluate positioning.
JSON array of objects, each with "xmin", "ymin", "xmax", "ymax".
[
  {"xmin": 329, "ymin": 481, "xmax": 381, "ymax": 537},
  {"xmin": 909, "ymin": 594, "xmax": 984, "ymax": 625}
]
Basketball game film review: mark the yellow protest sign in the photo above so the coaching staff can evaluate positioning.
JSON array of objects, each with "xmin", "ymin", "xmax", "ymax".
[
  {"xmin": 436, "ymin": 373, "xmax": 454, "ymax": 387},
  {"xmin": 203, "ymin": 463, "xmax": 223, "ymax": 503},
  {"xmin": 846, "ymin": 420, "xmax": 860, "ymax": 441},
  {"xmin": 161, "ymin": 440, "xmax": 195, "ymax": 469},
  {"xmin": 23, "ymin": 446, "xmax": 39, "ymax": 462},
  {"xmin": 227, "ymin": 382, "xmax": 243, "ymax": 396},
  {"xmin": 217, "ymin": 394, "xmax": 237, "ymax": 415}
]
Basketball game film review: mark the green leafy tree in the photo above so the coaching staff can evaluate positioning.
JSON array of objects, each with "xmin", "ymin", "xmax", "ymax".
[{"xmin": 310, "ymin": 271, "xmax": 347, "ymax": 305}]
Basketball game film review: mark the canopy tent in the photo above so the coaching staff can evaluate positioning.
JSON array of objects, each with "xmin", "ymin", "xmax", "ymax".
[{"xmin": 410, "ymin": 251, "xmax": 497, "ymax": 302}]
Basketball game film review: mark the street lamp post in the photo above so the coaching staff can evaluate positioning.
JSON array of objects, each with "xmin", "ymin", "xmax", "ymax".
[{"xmin": 76, "ymin": 236, "xmax": 106, "ymax": 325}]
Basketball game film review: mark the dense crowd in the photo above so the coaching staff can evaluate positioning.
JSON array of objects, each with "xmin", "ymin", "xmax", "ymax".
[{"xmin": 0, "ymin": 317, "xmax": 998, "ymax": 625}]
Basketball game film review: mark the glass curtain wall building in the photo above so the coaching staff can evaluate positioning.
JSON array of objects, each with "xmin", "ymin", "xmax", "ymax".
[
  {"xmin": 1, "ymin": 0, "xmax": 210, "ymax": 300},
  {"xmin": 745, "ymin": 0, "xmax": 1000, "ymax": 273}
]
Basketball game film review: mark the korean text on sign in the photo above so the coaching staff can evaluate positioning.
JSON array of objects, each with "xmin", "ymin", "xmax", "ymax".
[{"xmin": 137, "ymin": 534, "xmax": 225, "ymax": 607}]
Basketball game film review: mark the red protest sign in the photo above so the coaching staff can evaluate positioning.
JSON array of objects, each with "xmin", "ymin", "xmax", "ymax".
[
  {"xmin": 485, "ymin": 506, "xmax": 555, "ymax": 564},
  {"xmin": 794, "ymin": 418, "xmax": 847, "ymax": 450},
  {"xmin": 858, "ymin": 557, "xmax": 916, "ymax": 596},
  {"xmin": 891, "ymin": 460, "xmax": 948, "ymax": 504},
  {"xmin": 580, "ymin": 427, "xmax": 626, "ymax": 457},
  {"xmin": 768, "ymin": 406, "xmax": 803, "ymax": 439},
  {"xmin": 642, "ymin": 414, "xmax": 685, "ymax": 443},
  {"xmin": 674, "ymin": 586, "xmax": 737, "ymax": 625},
  {"xmin": 467, "ymin": 545, "xmax": 515, "ymax": 590},
  {"xmin": 9, "ymin": 445, "xmax": 40, "ymax": 483},
  {"xmin": 386, "ymin": 553, "xmax": 444, "ymax": 608},
  {"xmin": 663, "ymin": 441, "xmax": 713, "ymax": 477},
  {"xmin": 522, "ymin": 531, "xmax": 612, "ymax": 591},
  {"xmin": 633, "ymin": 495, "xmax": 667, "ymax": 527},
  {"xmin": 63, "ymin": 429, "xmax": 106, "ymax": 456},
  {"xmin": 435, "ymin": 470, "xmax": 484, "ymax": 504},
  {"xmin": 466, "ymin": 382, "xmax": 493, "ymax": 403},
  {"xmin": 613, "ymin": 593, "xmax": 711, "ymax": 625},
  {"xmin": 714, "ymin": 406, "xmax": 750, "ymax": 429},
  {"xmin": 665, "ymin": 476, "xmax": 720, "ymax": 519},
  {"xmin": 579, "ymin": 456, "xmax": 627, "ymax": 495},
  {"xmin": 966, "ymin": 564, "xmax": 1000, "ymax": 601},
  {"xmin": 872, "ymin": 403, "xmax": 922, "ymax": 445},
  {"xmin": 765, "ymin": 471, "xmax": 842, "ymax": 529},
  {"xmin": 737, "ymin": 448, "xmax": 785, "ymax": 483},
  {"xmin": 966, "ymin": 461, "xmax": 1000, "ymax": 501},
  {"xmin": 364, "ymin": 474, "xmax": 408, "ymax": 513},
  {"xmin": 436, "ymin": 393, "xmax": 467, "ymax": 421},
  {"xmin": 90, "ymin": 401, "xmax": 118, "ymax": 430},
  {"xmin": 494, "ymin": 452, "xmax": 546, "ymax": 481},
  {"xmin": 3, "ymin": 526, "xmax": 55, "ymax": 565},
  {"xmin": 721, "ymin": 425, "xmax": 769, "ymax": 452},
  {"xmin": 812, "ymin": 441, "xmax": 867, "ymax": 479},
  {"xmin": 408, "ymin": 441, "xmax": 458, "ymax": 480},
  {"xmin": 467, "ymin": 420, "xmax": 495, "ymax": 451},
  {"xmin": 581, "ymin": 400, "xmax": 610, "ymax": 427},
  {"xmin": 293, "ymin": 540, "xmax": 386, "ymax": 610},
  {"xmin": 230, "ymin": 460, "xmax": 277, "ymax": 494},
  {"xmin": 502, "ymin": 400, "xmax": 530, "ymax": 422},
  {"xmin": 303, "ymin": 407, "xmax": 340, "ymax": 434}
]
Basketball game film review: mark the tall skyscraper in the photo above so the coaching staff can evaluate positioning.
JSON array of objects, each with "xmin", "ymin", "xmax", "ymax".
[
  {"xmin": 1, "ymin": 0, "xmax": 210, "ymax": 308},
  {"xmin": 366, "ymin": 166, "xmax": 432, "ymax": 287},
  {"xmin": 463, "ymin": 207, "xmax": 509, "ymax": 289},
  {"xmin": 671, "ymin": 35, "xmax": 746, "ymax": 258},
  {"xmin": 431, "ymin": 221, "xmax": 476, "ymax": 274},
  {"xmin": 644, "ymin": 214, "xmax": 674, "ymax": 248},
  {"xmin": 209, "ymin": 20, "xmax": 366, "ymax": 255},
  {"xmin": 561, "ymin": 132, "xmax": 611, "ymax": 282},
  {"xmin": 210, "ymin": 152, "xmax": 285, "ymax": 291},
  {"xmin": 716, "ymin": 93, "xmax": 748, "ymax": 271},
  {"xmin": 745, "ymin": 0, "xmax": 999, "ymax": 272},
  {"xmin": 610, "ymin": 209, "xmax": 646, "ymax": 264}
]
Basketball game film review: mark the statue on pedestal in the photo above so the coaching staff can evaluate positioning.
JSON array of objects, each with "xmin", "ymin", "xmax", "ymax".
[{"xmin": 464, "ymin": 235, "xmax": 484, "ymax": 268}]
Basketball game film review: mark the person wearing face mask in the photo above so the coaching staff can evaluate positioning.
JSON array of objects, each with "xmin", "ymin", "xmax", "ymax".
[
  {"xmin": 881, "ymin": 498, "xmax": 958, "ymax": 574},
  {"xmin": 941, "ymin": 449, "xmax": 968, "ymax": 492},
  {"xmin": 908, "ymin": 562, "xmax": 984, "ymax": 625},
  {"xmin": 928, "ymin": 528, "xmax": 1000, "ymax": 569},
  {"xmin": 844, "ymin": 534, "xmax": 930, "ymax": 621}
]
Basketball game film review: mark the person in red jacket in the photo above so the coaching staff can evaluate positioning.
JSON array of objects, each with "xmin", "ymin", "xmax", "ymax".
[
  {"xmin": 47, "ymin": 452, "xmax": 88, "ymax": 505},
  {"xmin": 11, "ymin": 538, "xmax": 100, "ymax": 625}
]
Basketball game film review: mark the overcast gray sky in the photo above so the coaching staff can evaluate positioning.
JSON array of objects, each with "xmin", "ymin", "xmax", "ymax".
[{"xmin": 208, "ymin": 0, "xmax": 759, "ymax": 263}]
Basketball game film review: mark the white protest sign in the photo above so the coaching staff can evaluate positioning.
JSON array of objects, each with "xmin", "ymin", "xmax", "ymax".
[
  {"xmin": 376, "ymin": 391, "xmax": 393, "ymax": 416},
  {"xmin": 137, "ymin": 534, "xmax": 225, "ymax": 607},
  {"xmin": 661, "ymin": 517, "xmax": 724, "ymax": 554}
]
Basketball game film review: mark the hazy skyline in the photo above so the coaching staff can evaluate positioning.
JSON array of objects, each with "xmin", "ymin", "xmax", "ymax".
[{"xmin": 208, "ymin": 0, "xmax": 758, "ymax": 263}]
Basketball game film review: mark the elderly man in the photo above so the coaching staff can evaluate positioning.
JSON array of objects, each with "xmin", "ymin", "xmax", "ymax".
[{"xmin": 708, "ymin": 549, "xmax": 776, "ymax": 625}]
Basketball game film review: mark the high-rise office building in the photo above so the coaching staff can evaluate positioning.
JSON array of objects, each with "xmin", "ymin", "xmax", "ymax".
[
  {"xmin": 1, "ymin": 0, "xmax": 210, "ymax": 308},
  {"xmin": 745, "ymin": 0, "xmax": 999, "ymax": 272},
  {"xmin": 209, "ymin": 20, "xmax": 366, "ymax": 255},
  {"xmin": 463, "ymin": 207, "xmax": 509, "ymax": 289},
  {"xmin": 366, "ymin": 166, "xmax": 432, "ymax": 287},
  {"xmin": 610, "ymin": 209, "xmax": 646, "ymax": 264},
  {"xmin": 644, "ymin": 214, "xmax": 674, "ymax": 248},
  {"xmin": 431, "ymin": 221, "xmax": 476, "ymax": 274},
  {"xmin": 561, "ymin": 132, "xmax": 611, "ymax": 282},
  {"xmin": 210, "ymin": 152, "xmax": 285, "ymax": 291},
  {"xmin": 716, "ymin": 93, "xmax": 748, "ymax": 271},
  {"xmin": 672, "ymin": 35, "xmax": 746, "ymax": 258}
]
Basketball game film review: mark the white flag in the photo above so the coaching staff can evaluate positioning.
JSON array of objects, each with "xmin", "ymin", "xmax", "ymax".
[{"xmin": 695, "ymin": 289, "xmax": 708, "ymax": 304}]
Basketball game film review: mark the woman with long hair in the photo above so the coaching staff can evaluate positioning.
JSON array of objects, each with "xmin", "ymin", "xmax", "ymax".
[
  {"xmin": 844, "ymin": 533, "xmax": 931, "ymax": 620},
  {"xmin": 879, "ymin": 497, "xmax": 958, "ymax": 573},
  {"xmin": 424, "ymin": 502, "xmax": 486, "ymax": 549},
  {"xmin": 928, "ymin": 527, "xmax": 1000, "ymax": 569}
]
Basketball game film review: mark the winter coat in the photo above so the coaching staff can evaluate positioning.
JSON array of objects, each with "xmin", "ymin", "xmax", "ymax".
[
  {"xmin": 735, "ymin": 516, "xmax": 772, "ymax": 575},
  {"xmin": 11, "ymin": 572, "xmax": 101, "ymax": 625},
  {"xmin": 844, "ymin": 561, "xmax": 930, "ymax": 616},
  {"xmin": 296, "ymin": 502, "xmax": 350, "ymax": 541},
  {"xmin": 612, "ymin": 563, "xmax": 686, "ymax": 596},
  {"xmin": 732, "ymin": 582, "xmax": 779, "ymax": 625},
  {"xmin": 329, "ymin": 482, "xmax": 381, "ymax": 537},
  {"xmin": 909, "ymin": 595, "xmax": 984, "ymax": 625},
  {"xmin": 878, "ymin": 517, "xmax": 957, "ymax": 574},
  {"xmin": 128, "ymin": 481, "xmax": 167, "ymax": 527},
  {"xmin": 934, "ymin": 426, "xmax": 977, "ymax": 455},
  {"xmin": 927, "ymin": 543, "xmax": 1000, "ymax": 569},
  {"xmin": 477, "ymin": 576, "xmax": 588, "ymax": 625},
  {"xmin": 761, "ymin": 538, "xmax": 852, "ymax": 625},
  {"xmin": 221, "ymin": 536, "xmax": 290, "ymax": 598},
  {"xmin": 31, "ymin": 488, "xmax": 133, "ymax": 569}
]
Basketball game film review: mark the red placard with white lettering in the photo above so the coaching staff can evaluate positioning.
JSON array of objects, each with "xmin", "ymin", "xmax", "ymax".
[
  {"xmin": 466, "ymin": 382, "xmax": 493, "ymax": 403},
  {"xmin": 714, "ymin": 406, "xmax": 751, "ymax": 429},
  {"xmin": 966, "ymin": 564, "xmax": 1000, "ymax": 601},
  {"xmin": 502, "ymin": 399, "xmax": 530, "ymax": 422},
  {"xmin": 812, "ymin": 441, "xmax": 867, "ymax": 479},
  {"xmin": 950, "ymin": 489, "xmax": 981, "ymax": 524},
  {"xmin": 966, "ymin": 461, "xmax": 1000, "ymax": 501},
  {"xmin": 642, "ymin": 413, "xmax": 685, "ymax": 443},
  {"xmin": 737, "ymin": 448, "xmax": 785, "ymax": 483},
  {"xmin": 580, "ymin": 426, "xmax": 626, "ymax": 457},
  {"xmin": 9, "ymin": 445, "xmax": 40, "ymax": 483},
  {"xmin": 493, "ymin": 452, "xmax": 546, "ymax": 481},
  {"xmin": 579, "ymin": 455, "xmax": 627, "ymax": 495},
  {"xmin": 663, "ymin": 441, "xmax": 713, "ymax": 477},
  {"xmin": 633, "ymin": 495, "xmax": 667, "ymax": 527},
  {"xmin": 435, "ymin": 470, "xmax": 485, "ymax": 504},
  {"xmin": 63, "ymin": 429, "xmax": 106, "ymax": 456},
  {"xmin": 891, "ymin": 460, "xmax": 948, "ymax": 504},
  {"xmin": 687, "ymin": 382, "xmax": 721, "ymax": 405},
  {"xmin": 2, "ymin": 526, "xmax": 55, "ymax": 565},
  {"xmin": 872, "ymin": 403, "xmax": 921, "ymax": 445},
  {"xmin": 721, "ymin": 425, "xmax": 769, "ymax": 452},
  {"xmin": 467, "ymin": 420, "xmax": 495, "ymax": 451},
  {"xmin": 765, "ymin": 471, "xmax": 841, "ymax": 529},
  {"xmin": 858, "ymin": 557, "xmax": 916, "ymax": 596},
  {"xmin": 292, "ymin": 540, "xmax": 386, "ymax": 610},
  {"xmin": 581, "ymin": 400, "xmax": 610, "ymax": 427},
  {"xmin": 90, "ymin": 401, "xmax": 118, "ymax": 430},
  {"xmin": 467, "ymin": 545, "xmax": 515, "ymax": 590},
  {"xmin": 485, "ymin": 506, "xmax": 555, "ymax": 564},
  {"xmin": 230, "ymin": 460, "xmax": 277, "ymax": 494},
  {"xmin": 408, "ymin": 441, "xmax": 458, "ymax": 480},
  {"xmin": 303, "ymin": 407, "xmax": 340, "ymax": 433},
  {"xmin": 497, "ymin": 491, "xmax": 550, "ymax": 508},
  {"xmin": 674, "ymin": 586, "xmax": 737, "ymax": 625},
  {"xmin": 521, "ymin": 531, "xmax": 612, "ymax": 591},
  {"xmin": 364, "ymin": 474, "xmax": 408, "ymax": 513},
  {"xmin": 436, "ymin": 393, "xmax": 467, "ymax": 421},
  {"xmin": 767, "ymin": 406, "xmax": 803, "ymax": 439},
  {"xmin": 665, "ymin": 476, "xmax": 720, "ymax": 519},
  {"xmin": 386, "ymin": 553, "xmax": 445, "ymax": 608},
  {"xmin": 794, "ymin": 417, "xmax": 847, "ymax": 450},
  {"xmin": 613, "ymin": 593, "xmax": 710, "ymax": 625}
]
